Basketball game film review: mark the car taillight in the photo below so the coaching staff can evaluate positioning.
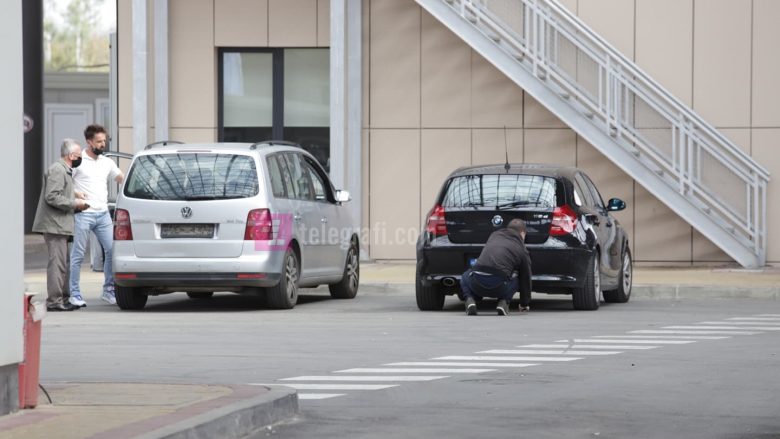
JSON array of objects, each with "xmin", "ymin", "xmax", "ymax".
[
  {"xmin": 426, "ymin": 205, "xmax": 448, "ymax": 237},
  {"xmin": 114, "ymin": 209, "xmax": 133, "ymax": 240},
  {"xmin": 245, "ymin": 209, "xmax": 273, "ymax": 240},
  {"xmin": 550, "ymin": 205, "xmax": 577, "ymax": 236}
]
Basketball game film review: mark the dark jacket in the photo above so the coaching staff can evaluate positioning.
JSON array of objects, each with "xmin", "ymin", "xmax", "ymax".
[
  {"xmin": 32, "ymin": 160, "xmax": 77, "ymax": 236},
  {"xmin": 474, "ymin": 228, "xmax": 532, "ymax": 295}
]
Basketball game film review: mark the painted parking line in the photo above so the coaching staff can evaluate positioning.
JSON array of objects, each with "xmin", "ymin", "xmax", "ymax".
[
  {"xmin": 698, "ymin": 321, "xmax": 780, "ymax": 326},
  {"xmin": 664, "ymin": 325, "xmax": 780, "ymax": 331},
  {"xmin": 385, "ymin": 362, "xmax": 539, "ymax": 368},
  {"xmin": 478, "ymin": 349, "xmax": 621, "ymax": 356},
  {"xmin": 298, "ymin": 393, "xmax": 345, "ymax": 400},
  {"xmin": 557, "ymin": 339, "xmax": 696, "ymax": 344},
  {"xmin": 524, "ymin": 344, "xmax": 658, "ymax": 350},
  {"xmin": 336, "ymin": 368, "xmax": 496, "ymax": 374},
  {"xmin": 435, "ymin": 355, "xmax": 582, "ymax": 362},
  {"xmin": 630, "ymin": 330, "xmax": 760, "ymax": 335},
  {"xmin": 591, "ymin": 335, "xmax": 728, "ymax": 340},
  {"xmin": 254, "ymin": 383, "xmax": 399, "ymax": 391},
  {"xmin": 280, "ymin": 376, "xmax": 449, "ymax": 382},
  {"xmin": 727, "ymin": 317, "xmax": 780, "ymax": 321}
]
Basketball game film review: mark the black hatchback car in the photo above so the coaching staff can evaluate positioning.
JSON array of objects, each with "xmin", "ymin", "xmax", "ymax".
[{"xmin": 416, "ymin": 164, "xmax": 632, "ymax": 311}]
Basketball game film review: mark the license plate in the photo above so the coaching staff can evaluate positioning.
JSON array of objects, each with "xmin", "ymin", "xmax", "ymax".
[{"xmin": 160, "ymin": 223, "xmax": 215, "ymax": 239}]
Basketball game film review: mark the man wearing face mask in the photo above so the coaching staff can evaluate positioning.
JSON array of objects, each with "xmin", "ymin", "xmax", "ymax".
[
  {"xmin": 32, "ymin": 139, "xmax": 89, "ymax": 311},
  {"xmin": 69, "ymin": 124, "xmax": 125, "ymax": 307}
]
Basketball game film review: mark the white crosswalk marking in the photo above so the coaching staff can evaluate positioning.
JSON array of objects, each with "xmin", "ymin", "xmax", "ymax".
[
  {"xmin": 665, "ymin": 325, "xmax": 780, "ymax": 331},
  {"xmin": 698, "ymin": 321, "xmax": 780, "ymax": 326},
  {"xmin": 270, "ymin": 383, "xmax": 399, "ymax": 390},
  {"xmin": 631, "ymin": 330, "xmax": 759, "ymax": 335},
  {"xmin": 435, "ymin": 356, "xmax": 582, "ymax": 362},
  {"xmin": 479, "ymin": 349, "xmax": 621, "ymax": 356},
  {"xmin": 298, "ymin": 393, "xmax": 344, "ymax": 400},
  {"xmin": 522, "ymin": 344, "xmax": 657, "ymax": 350},
  {"xmin": 728, "ymin": 317, "xmax": 780, "ymax": 321},
  {"xmin": 385, "ymin": 362, "xmax": 539, "ymax": 368},
  {"xmin": 558, "ymin": 339, "xmax": 696, "ymax": 344},
  {"xmin": 592, "ymin": 335, "xmax": 728, "ymax": 340},
  {"xmin": 280, "ymin": 376, "xmax": 448, "ymax": 382},
  {"xmin": 336, "ymin": 368, "xmax": 495, "ymax": 374},
  {"xmin": 756, "ymin": 314, "xmax": 780, "ymax": 317}
]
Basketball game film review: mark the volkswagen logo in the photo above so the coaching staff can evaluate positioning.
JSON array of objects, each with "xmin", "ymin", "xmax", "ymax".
[
  {"xmin": 491, "ymin": 215, "xmax": 503, "ymax": 227},
  {"xmin": 181, "ymin": 207, "xmax": 193, "ymax": 219}
]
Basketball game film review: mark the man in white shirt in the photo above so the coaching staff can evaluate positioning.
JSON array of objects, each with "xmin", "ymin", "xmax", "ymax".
[{"xmin": 69, "ymin": 124, "xmax": 124, "ymax": 306}]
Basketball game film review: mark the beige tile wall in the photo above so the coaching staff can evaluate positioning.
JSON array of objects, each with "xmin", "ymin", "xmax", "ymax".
[
  {"xmin": 118, "ymin": 0, "xmax": 779, "ymax": 263},
  {"xmin": 364, "ymin": 0, "xmax": 779, "ymax": 263}
]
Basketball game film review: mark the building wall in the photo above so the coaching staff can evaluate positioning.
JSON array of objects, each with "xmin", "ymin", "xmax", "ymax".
[
  {"xmin": 0, "ymin": 0, "xmax": 25, "ymax": 414},
  {"xmin": 118, "ymin": 0, "xmax": 780, "ymax": 264},
  {"xmin": 364, "ymin": 0, "xmax": 780, "ymax": 264}
]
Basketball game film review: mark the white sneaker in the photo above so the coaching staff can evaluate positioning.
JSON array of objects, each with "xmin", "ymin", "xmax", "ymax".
[
  {"xmin": 69, "ymin": 295, "xmax": 87, "ymax": 308},
  {"xmin": 100, "ymin": 290, "xmax": 117, "ymax": 305}
]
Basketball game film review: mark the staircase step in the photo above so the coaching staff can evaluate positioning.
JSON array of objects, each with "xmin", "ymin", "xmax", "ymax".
[
  {"xmin": 514, "ymin": 52, "xmax": 525, "ymax": 61},
  {"xmin": 560, "ymin": 91, "xmax": 570, "ymax": 99},
  {"xmin": 654, "ymin": 169, "xmax": 664, "ymax": 177},
  {"xmin": 489, "ymin": 33, "xmax": 501, "ymax": 43}
]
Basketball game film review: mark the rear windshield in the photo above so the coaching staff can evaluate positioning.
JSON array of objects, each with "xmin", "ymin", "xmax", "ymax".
[
  {"xmin": 442, "ymin": 174, "xmax": 558, "ymax": 209},
  {"xmin": 124, "ymin": 153, "xmax": 259, "ymax": 200}
]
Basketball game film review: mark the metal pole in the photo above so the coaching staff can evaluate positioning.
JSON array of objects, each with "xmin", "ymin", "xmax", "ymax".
[
  {"xmin": 132, "ymin": 0, "xmax": 148, "ymax": 152},
  {"xmin": 22, "ymin": 0, "xmax": 43, "ymax": 233},
  {"xmin": 154, "ymin": 0, "xmax": 169, "ymax": 141}
]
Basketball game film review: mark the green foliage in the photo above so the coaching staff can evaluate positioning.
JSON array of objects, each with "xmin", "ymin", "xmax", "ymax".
[{"xmin": 44, "ymin": 0, "xmax": 110, "ymax": 72}]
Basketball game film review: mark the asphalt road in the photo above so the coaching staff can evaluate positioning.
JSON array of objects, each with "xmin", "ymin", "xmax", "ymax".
[{"xmin": 36, "ymin": 284, "xmax": 780, "ymax": 439}]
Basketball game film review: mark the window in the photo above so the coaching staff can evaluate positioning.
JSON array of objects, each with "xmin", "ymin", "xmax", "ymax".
[
  {"xmin": 266, "ymin": 155, "xmax": 287, "ymax": 198},
  {"xmin": 304, "ymin": 161, "xmax": 327, "ymax": 202},
  {"xmin": 124, "ymin": 153, "xmax": 259, "ymax": 200},
  {"xmin": 442, "ymin": 174, "xmax": 557, "ymax": 208},
  {"xmin": 574, "ymin": 174, "xmax": 595, "ymax": 207},
  {"xmin": 582, "ymin": 174, "xmax": 606, "ymax": 209},
  {"xmin": 281, "ymin": 153, "xmax": 313, "ymax": 201},
  {"xmin": 219, "ymin": 48, "xmax": 330, "ymax": 170}
]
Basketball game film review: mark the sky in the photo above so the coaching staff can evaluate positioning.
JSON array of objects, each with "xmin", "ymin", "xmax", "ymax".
[{"xmin": 46, "ymin": 0, "xmax": 117, "ymax": 34}]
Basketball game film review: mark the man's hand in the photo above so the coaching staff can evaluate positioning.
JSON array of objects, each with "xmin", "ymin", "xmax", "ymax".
[
  {"xmin": 75, "ymin": 191, "xmax": 87, "ymax": 200},
  {"xmin": 75, "ymin": 199, "xmax": 89, "ymax": 212}
]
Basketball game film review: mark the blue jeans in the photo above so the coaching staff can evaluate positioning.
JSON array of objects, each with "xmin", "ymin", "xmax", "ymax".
[
  {"xmin": 460, "ymin": 269, "xmax": 518, "ymax": 302},
  {"xmin": 70, "ymin": 211, "xmax": 114, "ymax": 296}
]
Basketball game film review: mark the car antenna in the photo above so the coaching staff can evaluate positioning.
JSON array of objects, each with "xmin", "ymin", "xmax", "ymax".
[{"xmin": 503, "ymin": 126, "xmax": 510, "ymax": 173}]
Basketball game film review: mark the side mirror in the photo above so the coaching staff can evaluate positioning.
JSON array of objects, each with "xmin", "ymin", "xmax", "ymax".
[
  {"xmin": 335, "ymin": 190, "xmax": 351, "ymax": 203},
  {"xmin": 607, "ymin": 198, "xmax": 626, "ymax": 212}
]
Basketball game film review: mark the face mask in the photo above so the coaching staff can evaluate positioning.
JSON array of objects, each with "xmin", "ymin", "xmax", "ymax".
[
  {"xmin": 71, "ymin": 157, "xmax": 82, "ymax": 168},
  {"xmin": 92, "ymin": 146, "xmax": 104, "ymax": 156}
]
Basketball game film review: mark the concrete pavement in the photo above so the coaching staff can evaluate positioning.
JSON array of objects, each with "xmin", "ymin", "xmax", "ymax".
[{"xmin": 11, "ymin": 234, "xmax": 780, "ymax": 438}]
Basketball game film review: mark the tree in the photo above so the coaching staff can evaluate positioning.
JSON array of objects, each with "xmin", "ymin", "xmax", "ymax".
[{"xmin": 44, "ymin": 0, "xmax": 110, "ymax": 72}]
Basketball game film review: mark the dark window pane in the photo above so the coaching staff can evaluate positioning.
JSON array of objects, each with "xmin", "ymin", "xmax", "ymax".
[
  {"xmin": 221, "ymin": 127, "xmax": 273, "ymax": 143},
  {"xmin": 266, "ymin": 155, "xmax": 287, "ymax": 198},
  {"xmin": 283, "ymin": 127, "xmax": 330, "ymax": 171}
]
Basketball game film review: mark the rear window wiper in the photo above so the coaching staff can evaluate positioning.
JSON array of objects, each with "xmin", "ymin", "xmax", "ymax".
[{"xmin": 496, "ymin": 200, "xmax": 533, "ymax": 209}]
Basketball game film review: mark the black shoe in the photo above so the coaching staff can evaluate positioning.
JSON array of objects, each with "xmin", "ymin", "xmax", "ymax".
[
  {"xmin": 496, "ymin": 300, "xmax": 509, "ymax": 316},
  {"xmin": 47, "ymin": 303, "xmax": 78, "ymax": 312},
  {"xmin": 465, "ymin": 297, "xmax": 477, "ymax": 316}
]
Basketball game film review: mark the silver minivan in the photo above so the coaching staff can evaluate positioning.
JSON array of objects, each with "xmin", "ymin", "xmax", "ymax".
[{"xmin": 112, "ymin": 141, "xmax": 359, "ymax": 310}]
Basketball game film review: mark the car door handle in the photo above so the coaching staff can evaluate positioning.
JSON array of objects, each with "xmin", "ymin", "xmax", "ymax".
[{"xmin": 321, "ymin": 217, "xmax": 328, "ymax": 223}]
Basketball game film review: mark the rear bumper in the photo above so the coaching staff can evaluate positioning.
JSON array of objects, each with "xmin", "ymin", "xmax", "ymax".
[
  {"xmin": 113, "ymin": 242, "xmax": 286, "ymax": 289},
  {"xmin": 418, "ymin": 240, "xmax": 592, "ymax": 293}
]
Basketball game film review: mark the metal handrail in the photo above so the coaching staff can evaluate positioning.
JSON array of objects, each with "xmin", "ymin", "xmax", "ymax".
[{"xmin": 439, "ymin": 0, "xmax": 769, "ymax": 263}]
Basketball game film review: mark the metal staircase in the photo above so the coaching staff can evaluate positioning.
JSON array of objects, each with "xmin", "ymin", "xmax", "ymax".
[{"xmin": 416, "ymin": 0, "xmax": 770, "ymax": 268}]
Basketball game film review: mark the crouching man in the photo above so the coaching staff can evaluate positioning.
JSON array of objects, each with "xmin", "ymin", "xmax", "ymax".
[{"xmin": 460, "ymin": 218, "xmax": 532, "ymax": 316}]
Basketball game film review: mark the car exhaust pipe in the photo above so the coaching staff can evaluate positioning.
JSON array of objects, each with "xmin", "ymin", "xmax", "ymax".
[{"xmin": 441, "ymin": 277, "xmax": 456, "ymax": 287}]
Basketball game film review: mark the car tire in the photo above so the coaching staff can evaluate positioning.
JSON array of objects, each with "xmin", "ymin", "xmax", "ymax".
[
  {"xmin": 116, "ymin": 286, "xmax": 148, "ymax": 310},
  {"xmin": 266, "ymin": 248, "xmax": 299, "ymax": 309},
  {"xmin": 329, "ymin": 242, "xmax": 359, "ymax": 299},
  {"xmin": 186, "ymin": 292, "xmax": 214, "ymax": 299},
  {"xmin": 416, "ymin": 273, "xmax": 445, "ymax": 311},
  {"xmin": 604, "ymin": 249, "xmax": 632, "ymax": 303},
  {"xmin": 572, "ymin": 253, "xmax": 601, "ymax": 311}
]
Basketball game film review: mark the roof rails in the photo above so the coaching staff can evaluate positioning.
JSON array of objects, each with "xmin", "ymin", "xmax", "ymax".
[
  {"xmin": 248, "ymin": 140, "xmax": 301, "ymax": 150},
  {"xmin": 144, "ymin": 140, "xmax": 183, "ymax": 150}
]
